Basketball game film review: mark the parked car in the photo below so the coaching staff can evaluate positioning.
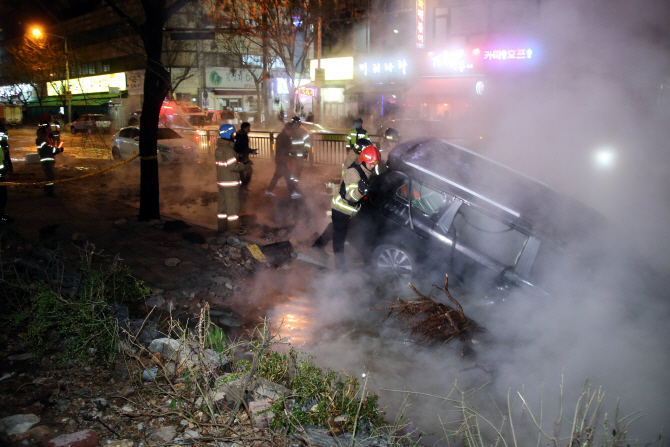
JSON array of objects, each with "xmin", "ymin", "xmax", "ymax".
[
  {"xmin": 71, "ymin": 114, "xmax": 112, "ymax": 134},
  {"xmin": 204, "ymin": 110, "xmax": 240, "ymax": 126},
  {"xmin": 111, "ymin": 126, "xmax": 198, "ymax": 163},
  {"xmin": 348, "ymin": 138, "xmax": 605, "ymax": 299}
]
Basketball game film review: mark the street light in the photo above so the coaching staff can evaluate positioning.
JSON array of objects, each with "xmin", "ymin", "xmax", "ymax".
[{"xmin": 31, "ymin": 27, "xmax": 71, "ymax": 129}]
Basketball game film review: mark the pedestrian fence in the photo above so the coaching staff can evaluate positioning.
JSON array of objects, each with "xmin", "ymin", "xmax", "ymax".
[{"xmin": 193, "ymin": 130, "xmax": 381, "ymax": 167}]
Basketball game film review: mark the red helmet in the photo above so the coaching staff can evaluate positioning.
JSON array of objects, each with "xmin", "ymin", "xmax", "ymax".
[{"xmin": 359, "ymin": 145, "xmax": 380, "ymax": 165}]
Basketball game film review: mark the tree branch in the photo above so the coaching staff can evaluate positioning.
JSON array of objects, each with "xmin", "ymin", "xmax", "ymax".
[{"xmin": 104, "ymin": 0, "xmax": 143, "ymax": 37}]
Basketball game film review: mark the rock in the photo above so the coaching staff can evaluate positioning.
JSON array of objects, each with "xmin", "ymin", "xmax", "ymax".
[
  {"xmin": 148, "ymin": 338, "xmax": 192, "ymax": 363},
  {"xmin": 7, "ymin": 353, "xmax": 33, "ymax": 361},
  {"xmin": 15, "ymin": 425, "xmax": 51, "ymax": 442},
  {"xmin": 210, "ymin": 276, "xmax": 230, "ymax": 285},
  {"xmin": 54, "ymin": 398, "xmax": 70, "ymax": 412},
  {"xmin": 91, "ymin": 398, "xmax": 109, "ymax": 411},
  {"xmin": 165, "ymin": 257, "xmax": 181, "ymax": 267},
  {"xmin": 136, "ymin": 423, "xmax": 144, "ymax": 431},
  {"xmin": 73, "ymin": 387, "xmax": 92, "ymax": 397},
  {"xmin": 113, "ymin": 219, "xmax": 127, "ymax": 225},
  {"xmin": 120, "ymin": 387, "xmax": 135, "ymax": 398},
  {"xmin": 249, "ymin": 399, "xmax": 273, "ymax": 428},
  {"xmin": 183, "ymin": 429, "xmax": 200, "ymax": 439},
  {"xmin": 112, "ymin": 365, "xmax": 129, "ymax": 382},
  {"xmin": 120, "ymin": 406, "xmax": 133, "ymax": 413},
  {"xmin": 146, "ymin": 294, "xmax": 165, "ymax": 308},
  {"xmin": 278, "ymin": 229, "xmax": 288, "ymax": 237},
  {"xmin": 150, "ymin": 426, "xmax": 177, "ymax": 443},
  {"xmin": 106, "ymin": 440, "xmax": 133, "ymax": 447},
  {"xmin": 226, "ymin": 236, "xmax": 241, "ymax": 246},
  {"xmin": 0, "ymin": 414, "xmax": 40, "ymax": 439},
  {"xmin": 334, "ymin": 415, "xmax": 347, "ymax": 423},
  {"xmin": 225, "ymin": 282, "xmax": 234, "ymax": 290},
  {"xmin": 200, "ymin": 348, "xmax": 230, "ymax": 368},
  {"xmin": 44, "ymin": 429, "xmax": 99, "ymax": 447},
  {"xmin": 142, "ymin": 368, "xmax": 158, "ymax": 382},
  {"xmin": 218, "ymin": 317, "xmax": 242, "ymax": 328},
  {"xmin": 254, "ymin": 377, "xmax": 290, "ymax": 400}
]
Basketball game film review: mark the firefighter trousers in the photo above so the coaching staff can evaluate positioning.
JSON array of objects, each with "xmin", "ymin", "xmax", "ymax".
[
  {"xmin": 0, "ymin": 184, "xmax": 7, "ymax": 216},
  {"xmin": 217, "ymin": 185, "xmax": 241, "ymax": 232},
  {"xmin": 41, "ymin": 161, "xmax": 55, "ymax": 196},
  {"xmin": 331, "ymin": 209, "xmax": 351, "ymax": 271},
  {"xmin": 267, "ymin": 162, "xmax": 296, "ymax": 193}
]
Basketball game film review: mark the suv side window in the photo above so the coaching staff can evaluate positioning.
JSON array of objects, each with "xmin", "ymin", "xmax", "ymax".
[
  {"xmin": 119, "ymin": 128, "xmax": 131, "ymax": 138},
  {"xmin": 130, "ymin": 128, "xmax": 140, "ymax": 139},
  {"xmin": 450, "ymin": 204, "xmax": 529, "ymax": 267},
  {"xmin": 396, "ymin": 182, "xmax": 448, "ymax": 216}
]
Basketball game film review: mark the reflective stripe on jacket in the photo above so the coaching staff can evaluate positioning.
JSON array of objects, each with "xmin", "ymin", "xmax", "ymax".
[
  {"xmin": 345, "ymin": 127, "xmax": 369, "ymax": 149},
  {"xmin": 215, "ymin": 139, "xmax": 245, "ymax": 186},
  {"xmin": 331, "ymin": 161, "xmax": 374, "ymax": 216}
]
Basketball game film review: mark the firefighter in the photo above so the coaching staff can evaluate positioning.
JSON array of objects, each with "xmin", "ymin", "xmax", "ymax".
[
  {"xmin": 380, "ymin": 127, "xmax": 400, "ymax": 159},
  {"xmin": 325, "ymin": 144, "xmax": 381, "ymax": 270},
  {"xmin": 36, "ymin": 119, "xmax": 63, "ymax": 197},
  {"xmin": 345, "ymin": 117, "xmax": 369, "ymax": 153},
  {"xmin": 50, "ymin": 118, "xmax": 62, "ymax": 147},
  {"xmin": 289, "ymin": 116, "xmax": 310, "ymax": 184},
  {"xmin": 265, "ymin": 122, "xmax": 301, "ymax": 198},
  {"xmin": 0, "ymin": 121, "xmax": 13, "ymax": 223},
  {"xmin": 216, "ymin": 124, "xmax": 247, "ymax": 235}
]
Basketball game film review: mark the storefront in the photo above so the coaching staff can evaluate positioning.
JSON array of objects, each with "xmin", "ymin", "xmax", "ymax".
[
  {"xmin": 308, "ymin": 57, "xmax": 354, "ymax": 127},
  {"xmin": 348, "ymin": 53, "xmax": 419, "ymax": 130},
  {"xmin": 205, "ymin": 67, "xmax": 260, "ymax": 113}
]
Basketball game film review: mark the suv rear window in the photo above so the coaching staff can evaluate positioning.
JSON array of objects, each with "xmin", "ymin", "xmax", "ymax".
[
  {"xmin": 396, "ymin": 182, "xmax": 447, "ymax": 215},
  {"xmin": 451, "ymin": 204, "xmax": 529, "ymax": 267}
]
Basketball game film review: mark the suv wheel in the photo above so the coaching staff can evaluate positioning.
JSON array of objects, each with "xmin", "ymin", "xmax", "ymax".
[
  {"xmin": 71, "ymin": 126, "xmax": 77, "ymax": 134},
  {"xmin": 111, "ymin": 147, "xmax": 121, "ymax": 159},
  {"xmin": 372, "ymin": 244, "xmax": 414, "ymax": 283}
]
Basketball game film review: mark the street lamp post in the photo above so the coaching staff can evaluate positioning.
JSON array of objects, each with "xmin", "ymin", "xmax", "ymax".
[{"xmin": 31, "ymin": 28, "xmax": 70, "ymax": 129}]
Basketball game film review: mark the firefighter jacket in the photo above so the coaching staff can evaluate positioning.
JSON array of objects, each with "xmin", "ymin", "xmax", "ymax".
[
  {"xmin": 36, "ymin": 126, "xmax": 62, "ymax": 162},
  {"xmin": 215, "ymin": 139, "xmax": 245, "ymax": 187},
  {"xmin": 291, "ymin": 126, "xmax": 311, "ymax": 159},
  {"xmin": 346, "ymin": 127, "xmax": 369, "ymax": 151},
  {"xmin": 274, "ymin": 130, "xmax": 293, "ymax": 164},
  {"xmin": 331, "ymin": 161, "xmax": 375, "ymax": 216}
]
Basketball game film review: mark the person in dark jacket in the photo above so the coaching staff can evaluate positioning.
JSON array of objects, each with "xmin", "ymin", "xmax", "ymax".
[
  {"xmin": 234, "ymin": 122, "xmax": 253, "ymax": 190},
  {"xmin": 0, "ymin": 120, "xmax": 13, "ymax": 223},
  {"xmin": 265, "ymin": 123, "xmax": 301, "ymax": 199}
]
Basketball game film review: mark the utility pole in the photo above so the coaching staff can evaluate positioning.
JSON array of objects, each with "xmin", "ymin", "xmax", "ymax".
[
  {"xmin": 314, "ymin": 0, "xmax": 323, "ymax": 125},
  {"xmin": 262, "ymin": 10, "xmax": 269, "ymax": 128}
]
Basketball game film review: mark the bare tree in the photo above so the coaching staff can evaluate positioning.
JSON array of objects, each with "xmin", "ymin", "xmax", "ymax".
[
  {"xmin": 209, "ymin": 0, "xmax": 319, "ymax": 116},
  {"xmin": 2, "ymin": 36, "xmax": 67, "ymax": 115},
  {"xmin": 163, "ymin": 34, "xmax": 199, "ymax": 98},
  {"xmin": 104, "ymin": 0, "xmax": 197, "ymax": 221}
]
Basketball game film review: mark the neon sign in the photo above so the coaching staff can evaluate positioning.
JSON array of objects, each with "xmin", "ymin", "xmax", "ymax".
[
  {"xmin": 47, "ymin": 73, "xmax": 127, "ymax": 96},
  {"xmin": 431, "ymin": 50, "xmax": 474, "ymax": 73},
  {"xmin": 297, "ymin": 87, "xmax": 316, "ymax": 97},
  {"xmin": 482, "ymin": 48, "xmax": 533, "ymax": 61},
  {"xmin": 416, "ymin": 0, "xmax": 425, "ymax": 48},
  {"xmin": 358, "ymin": 59, "xmax": 409, "ymax": 77}
]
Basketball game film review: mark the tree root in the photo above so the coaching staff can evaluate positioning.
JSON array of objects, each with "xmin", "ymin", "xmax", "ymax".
[{"xmin": 376, "ymin": 274, "xmax": 484, "ymax": 347}]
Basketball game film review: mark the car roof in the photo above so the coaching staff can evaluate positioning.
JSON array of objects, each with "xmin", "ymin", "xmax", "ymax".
[{"xmin": 387, "ymin": 138, "xmax": 605, "ymax": 244}]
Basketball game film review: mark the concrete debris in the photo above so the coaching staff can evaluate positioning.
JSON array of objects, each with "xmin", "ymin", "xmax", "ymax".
[
  {"xmin": 254, "ymin": 377, "xmax": 290, "ymax": 400},
  {"xmin": 165, "ymin": 257, "xmax": 180, "ymax": 267},
  {"xmin": 44, "ymin": 429, "xmax": 99, "ymax": 447},
  {"xmin": 150, "ymin": 426, "xmax": 177, "ymax": 442},
  {"xmin": 0, "ymin": 413, "xmax": 40, "ymax": 439},
  {"xmin": 106, "ymin": 440, "xmax": 134, "ymax": 447},
  {"xmin": 249, "ymin": 399, "xmax": 273, "ymax": 428}
]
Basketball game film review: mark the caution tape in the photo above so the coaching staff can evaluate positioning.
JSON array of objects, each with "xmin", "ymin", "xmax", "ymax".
[
  {"xmin": 245, "ymin": 244, "xmax": 267, "ymax": 262},
  {"xmin": 0, "ymin": 154, "xmax": 139, "ymax": 187}
]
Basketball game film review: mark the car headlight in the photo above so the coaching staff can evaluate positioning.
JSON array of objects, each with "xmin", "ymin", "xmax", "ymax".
[{"xmin": 158, "ymin": 146, "xmax": 170, "ymax": 153}]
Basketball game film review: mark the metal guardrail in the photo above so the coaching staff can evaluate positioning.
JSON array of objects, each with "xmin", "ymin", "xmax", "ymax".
[{"xmin": 189, "ymin": 129, "xmax": 380, "ymax": 167}]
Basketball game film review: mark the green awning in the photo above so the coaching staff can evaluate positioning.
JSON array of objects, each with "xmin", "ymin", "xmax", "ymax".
[{"xmin": 27, "ymin": 92, "xmax": 124, "ymax": 107}]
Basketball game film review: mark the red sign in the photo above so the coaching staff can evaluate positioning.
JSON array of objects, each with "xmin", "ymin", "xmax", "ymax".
[
  {"xmin": 416, "ymin": 0, "xmax": 425, "ymax": 48},
  {"xmin": 297, "ymin": 87, "xmax": 316, "ymax": 97}
]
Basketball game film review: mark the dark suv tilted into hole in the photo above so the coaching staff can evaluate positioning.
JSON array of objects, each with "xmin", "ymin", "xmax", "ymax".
[{"xmin": 348, "ymin": 138, "xmax": 605, "ymax": 299}]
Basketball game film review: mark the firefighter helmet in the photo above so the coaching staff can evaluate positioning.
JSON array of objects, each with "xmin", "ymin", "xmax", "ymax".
[
  {"xmin": 291, "ymin": 116, "xmax": 301, "ymax": 123},
  {"xmin": 355, "ymin": 117, "xmax": 363, "ymax": 124},
  {"xmin": 359, "ymin": 145, "xmax": 380, "ymax": 165},
  {"xmin": 218, "ymin": 123, "xmax": 236, "ymax": 140},
  {"xmin": 353, "ymin": 138, "xmax": 372, "ymax": 154},
  {"xmin": 383, "ymin": 127, "xmax": 400, "ymax": 142}
]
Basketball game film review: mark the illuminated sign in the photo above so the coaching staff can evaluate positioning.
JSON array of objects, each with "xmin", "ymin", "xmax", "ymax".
[
  {"xmin": 322, "ymin": 88, "xmax": 344, "ymax": 102},
  {"xmin": 276, "ymin": 78, "xmax": 310, "ymax": 95},
  {"xmin": 0, "ymin": 84, "xmax": 32, "ymax": 99},
  {"xmin": 47, "ymin": 73, "xmax": 126, "ymax": 96},
  {"xmin": 206, "ymin": 67, "xmax": 259, "ymax": 89},
  {"xmin": 431, "ymin": 50, "xmax": 474, "ymax": 73},
  {"xmin": 357, "ymin": 57, "xmax": 410, "ymax": 79},
  {"xmin": 475, "ymin": 81, "xmax": 485, "ymax": 95},
  {"xmin": 297, "ymin": 87, "xmax": 316, "ymax": 97},
  {"xmin": 416, "ymin": 0, "xmax": 425, "ymax": 48},
  {"xmin": 309, "ymin": 57, "xmax": 354, "ymax": 81},
  {"xmin": 482, "ymin": 48, "xmax": 533, "ymax": 61}
]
